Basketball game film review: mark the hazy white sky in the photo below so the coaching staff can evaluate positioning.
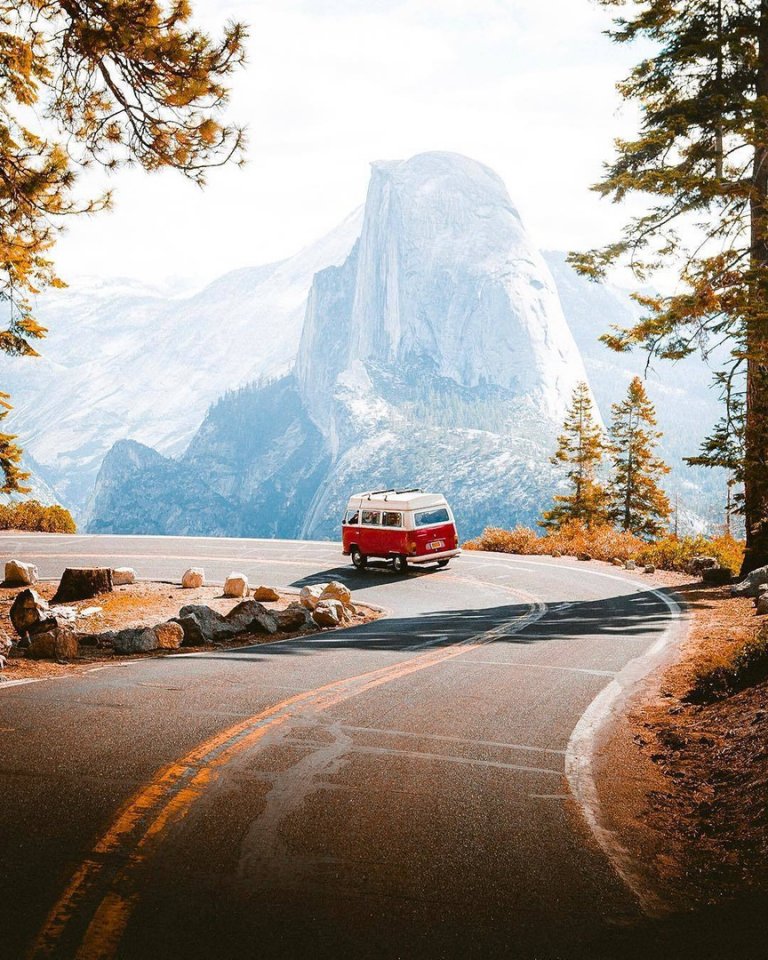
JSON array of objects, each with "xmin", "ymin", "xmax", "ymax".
[{"xmin": 55, "ymin": 0, "xmax": 641, "ymax": 290}]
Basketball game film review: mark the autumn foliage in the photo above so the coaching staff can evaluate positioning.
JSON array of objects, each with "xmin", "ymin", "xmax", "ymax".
[
  {"xmin": 0, "ymin": 499, "xmax": 76, "ymax": 533},
  {"xmin": 464, "ymin": 522, "xmax": 745, "ymax": 574}
]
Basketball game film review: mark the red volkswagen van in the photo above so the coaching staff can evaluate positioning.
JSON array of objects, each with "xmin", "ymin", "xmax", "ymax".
[{"xmin": 341, "ymin": 489, "xmax": 460, "ymax": 572}]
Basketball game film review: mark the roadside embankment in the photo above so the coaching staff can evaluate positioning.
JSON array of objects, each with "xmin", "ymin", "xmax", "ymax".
[{"xmin": 593, "ymin": 577, "xmax": 768, "ymax": 932}]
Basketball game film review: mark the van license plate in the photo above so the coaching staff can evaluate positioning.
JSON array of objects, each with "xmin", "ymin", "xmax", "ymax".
[{"xmin": 429, "ymin": 540, "xmax": 444, "ymax": 550}]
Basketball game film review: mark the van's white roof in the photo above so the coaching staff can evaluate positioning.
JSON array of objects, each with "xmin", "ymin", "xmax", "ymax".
[{"xmin": 348, "ymin": 490, "xmax": 447, "ymax": 510}]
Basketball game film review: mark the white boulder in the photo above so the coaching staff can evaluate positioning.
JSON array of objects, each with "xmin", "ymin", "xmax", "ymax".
[
  {"xmin": 312, "ymin": 599, "xmax": 345, "ymax": 627},
  {"xmin": 181, "ymin": 567, "xmax": 205, "ymax": 589},
  {"xmin": 224, "ymin": 573, "xmax": 249, "ymax": 598},
  {"xmin": 300, "ymin": 584, "xmax": 326, "ymax": 610},
  {"xmin": 112, "ymin": 567, "xmax": 137, "ymax": 586},
  {"xmin": 4, "ymin": 559, "xmax": 38, "ymax": 586},
  {"xmin": 320, "ymin": 581, "xmax": 352, "ymax": 606}
]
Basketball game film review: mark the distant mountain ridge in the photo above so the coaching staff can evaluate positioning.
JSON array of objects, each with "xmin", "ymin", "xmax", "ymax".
[{"xmin": 3, "ymin": 151, "xmax": 728, "ymax": 538}]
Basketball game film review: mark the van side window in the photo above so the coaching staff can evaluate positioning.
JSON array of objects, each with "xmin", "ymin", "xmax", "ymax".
[
  {"xmin": 381, "ymin": 511, "xmax": 402, "ymax": 527},
  {"xmin": 414, "ymin": 507, "xmax": 450, "ymax": 527},
  {"xmin": 345, "ymin": 510, "xmax": 359, "ymax": 525},
  {"xmin": 361, "ymin": 510, "xmax": 381, "ymax": 526}
]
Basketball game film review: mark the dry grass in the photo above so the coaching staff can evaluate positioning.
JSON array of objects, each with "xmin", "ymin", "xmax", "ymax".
[{"xmin": 464, "ymin": 521, "xmax": 745, "ymax": 574}]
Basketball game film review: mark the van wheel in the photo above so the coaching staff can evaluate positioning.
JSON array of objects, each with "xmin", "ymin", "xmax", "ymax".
[
  {"xmin": 351, "ymin": 547, "xmax": 367, "ymax": 570},
  {"xmin": 437, "ymin": 559, "xmax": 450, "ymax": 568},
  {"xmin": 392, "ymin": 554, "xmax": 408, "ymax": 574}
]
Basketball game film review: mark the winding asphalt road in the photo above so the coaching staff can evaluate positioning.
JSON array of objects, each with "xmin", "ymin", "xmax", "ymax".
[{"xmin": 0, "ymin": 534, "xmax": 682, "ymax": 960}]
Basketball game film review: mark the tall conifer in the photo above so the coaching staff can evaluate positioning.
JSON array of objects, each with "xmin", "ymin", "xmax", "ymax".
[
  {"xmin": 607, "ymin": 377, "xmax": 671, "ymax": 538},
  {"xmin": 541, "ymin": 382, "xmax": 608, "ymax": 530},
  {"xmin": 572, "ymin": 0, "xmax": 768, "ymax": 572}
]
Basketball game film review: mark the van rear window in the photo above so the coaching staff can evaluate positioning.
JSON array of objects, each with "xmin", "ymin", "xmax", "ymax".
[{"xmin": 414, "ymin": 507, "xmax": 450, "ymax": 527}]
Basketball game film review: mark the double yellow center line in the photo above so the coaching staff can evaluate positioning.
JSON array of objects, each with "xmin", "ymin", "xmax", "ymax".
[{"xmin": 28, "ymin": 596, "xmax": 546, "ymax": 960}]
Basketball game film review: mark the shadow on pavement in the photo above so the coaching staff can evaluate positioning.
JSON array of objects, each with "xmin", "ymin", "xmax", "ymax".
[{"xmin": 189, "ymin": 589, "xmax": 675, "ymax": 661}]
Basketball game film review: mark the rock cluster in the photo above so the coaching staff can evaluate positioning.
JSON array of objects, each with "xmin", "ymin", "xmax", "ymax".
[
  {"xmin": 299, "ymin": 581, "xmax": 357, "ymax": 628},
  {"xmin": 2, "ymin": 568, "xmax": 364, "ymax": 666}
]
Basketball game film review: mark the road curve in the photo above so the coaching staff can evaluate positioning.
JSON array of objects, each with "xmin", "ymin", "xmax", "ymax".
[{"xmin": 0, "ymin": 534, "xmax": 681, "ymax": 959}]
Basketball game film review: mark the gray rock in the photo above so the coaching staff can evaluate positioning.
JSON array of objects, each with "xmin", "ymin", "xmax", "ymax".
[
  {"xmin": 10, "ymin": 589, "xmax": 57, "ymax": 637},
  {"xmin": 688, "ymin": 555, "xmax": 718, "ymax": 576},
  {"xmin": 731, "ymin": 564, "xmax": 768, "ymax": 598},
  {"xmin": 577, "ymin": 553, "xmax": 592, "ymax": 562},
  {"xmin": 276, "ymin": 602, "xmax": 313, "ymax": 631},
  {"xmin": 644, "ymin": 564, "xmax": 656, "ymax": 575},
  {"xmin": 624, "ymin": 560, "xmax": 637, "ymax": 571},
  {"xmin": 0, "ymin": 631, "xmax": 12, "ymax": 658},
  {"xmin": 225, "ymin": 600, "xmax": 278, "ymax": 635},
  {"xmin": 757, "ymin": 595, "xmax": 768, "ymax": 616},
  {"xmin": 174, "ymin": 601, "xmax": 277, "ymax": 646},
  {"xmin": 110, "ymin": 627, "xmax": 158, "ymax": 654}
]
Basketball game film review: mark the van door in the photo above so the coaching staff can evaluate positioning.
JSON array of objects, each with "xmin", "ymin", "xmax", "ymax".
[{"xmin": 359, "ymin": 509, "xmax": 381, "ymax": 556}]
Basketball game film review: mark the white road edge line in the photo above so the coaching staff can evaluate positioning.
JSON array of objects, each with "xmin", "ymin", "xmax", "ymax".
[{"xmin": 564, "ymin": 584, "xmax": 685, "ymax": 919}]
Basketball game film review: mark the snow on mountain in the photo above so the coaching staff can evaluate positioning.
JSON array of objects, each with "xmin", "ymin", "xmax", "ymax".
[
  {"xmin": 86, "ymin": 153, "xmax": 592, "ymax": 539},
  {"xmin": 1, "ymin": 208, "xmax": 362, "ymax": 510}
]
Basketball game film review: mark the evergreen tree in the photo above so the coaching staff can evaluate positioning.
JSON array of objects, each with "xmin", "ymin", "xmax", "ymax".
[
  {"xmin": 0, "ymin": 0, "xmax": 247, "ymax": 490},
  {"xmin": 0, "ymin": 392, "xmax": 29, "ymax": 495},
  {"xmin": 541, "ymin": 382, "xmax": 608, "ymax": 529},
  {"xmin": 607, "ymin": 377, "xmax": 671, "ymax": 538},
  {"xmin": 571, "ymin": 0, "xmax": 768, "ymax": 573}
]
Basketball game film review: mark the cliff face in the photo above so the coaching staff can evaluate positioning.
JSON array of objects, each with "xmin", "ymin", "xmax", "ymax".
[{"xmin": 88, "ymin": 153, "xmax": 590, "ymax": 539}]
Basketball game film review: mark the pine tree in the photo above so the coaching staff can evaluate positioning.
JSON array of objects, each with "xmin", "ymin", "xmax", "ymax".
[
  {"xmin": 0, "ymin": 392, "xmax": 29, "ymax": 495},
  {"xmin": 571, "ymin": 0, "xmax": 768, "ymax": 573},
  {"xmin": 541, "ymin": 382, "xmax": 609, "ymax": 530},
  {"xmin": 0, "ymin": 0, "xmax": 247, "ymax": 491},
  {"xmin": 607, "ymin": 377, "xmax": 671, "ymax": 538}
]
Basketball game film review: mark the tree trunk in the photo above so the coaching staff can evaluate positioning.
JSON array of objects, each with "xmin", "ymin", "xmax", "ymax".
[{"xmin": 744, "ymin": 0, "xmax": 768, "ymax": 574}]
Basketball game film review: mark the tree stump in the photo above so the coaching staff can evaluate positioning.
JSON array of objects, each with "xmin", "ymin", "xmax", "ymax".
[{"xmin": 52, "ymin": 567, "xmax": 113, "ymax": 603}]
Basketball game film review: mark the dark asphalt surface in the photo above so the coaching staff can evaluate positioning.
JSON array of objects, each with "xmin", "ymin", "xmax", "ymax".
[{"xmin": 0, "ymin": 534, "xmax": 681, "ymax": 960}]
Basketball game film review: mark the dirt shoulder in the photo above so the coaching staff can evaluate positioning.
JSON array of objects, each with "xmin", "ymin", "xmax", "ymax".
[
  {"xmin": 594, "ymin": 579, "xmax": 768, "ymax": 922},
  {"xmin": 0, "ymin": 580, "xmax": 381, "ymax": 684}
]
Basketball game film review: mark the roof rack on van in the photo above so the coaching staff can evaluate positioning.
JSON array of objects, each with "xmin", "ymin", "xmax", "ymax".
[
  {"xmin": 395, "ymin": 488, "xmax": 423, "ymax": 494},
  {"xmin": 366, "ymin": 488, "xmax": 396, "ymax": 499}
]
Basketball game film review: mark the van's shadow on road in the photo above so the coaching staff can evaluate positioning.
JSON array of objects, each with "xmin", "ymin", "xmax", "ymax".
[{"xmin": 193, "ymin": 587, "xmax": 678, "ymax": 662}]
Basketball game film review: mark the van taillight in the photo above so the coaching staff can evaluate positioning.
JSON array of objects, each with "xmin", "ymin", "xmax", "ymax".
[{"xmin": 407, "ymin": 541, "xmax": 417, "ymax": 555}]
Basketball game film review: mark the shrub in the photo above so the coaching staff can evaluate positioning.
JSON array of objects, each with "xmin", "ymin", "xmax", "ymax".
[
  {"xmin": 686, "ymin": 624, "xmax": 768, "ymax": 703},
  {"xmin": 465, "ymin": 523, "xmax": 745, "ymax": 574},
  {"xmin": 465, "ymin": 522, "xmax": 643, "ymax": 562},
  {"xmin": 0, "ymin": 499, "xmax": 76, "ymax": 534},
  {"xmin": 636, "ymin": 532, "xmax": 745, "ymax": 574}
]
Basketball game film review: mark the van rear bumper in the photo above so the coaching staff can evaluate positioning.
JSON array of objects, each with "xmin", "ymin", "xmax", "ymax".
[{"xmin": 408, "ymin": 548, "xmax": 461, "ymax": 565}]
